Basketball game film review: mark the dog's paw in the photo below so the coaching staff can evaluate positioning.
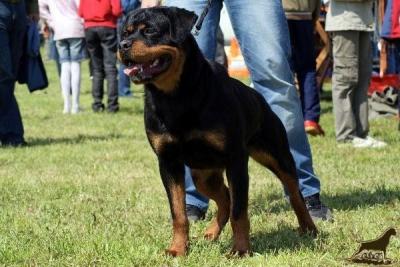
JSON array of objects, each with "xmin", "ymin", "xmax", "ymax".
[
  {"xmin": 204, "ymin": 224, "xmax": 221, "ymax": 241},
  {"xmin": 165, "ymin": 247, "xmax": 186, "ymax": 257},
  {"xmin": 299, "ymin": 225, "xmax": 318, "ymax": 238},
  {"xmin": 227, "ymin": 248, "xmax": 252, "ymax": 258},
  {"xmin": 204, "ymin": 232, "xmax": 218, "ymax": 241}
]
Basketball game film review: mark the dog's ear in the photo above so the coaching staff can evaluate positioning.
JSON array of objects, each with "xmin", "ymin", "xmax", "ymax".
[{"xmin": 166, "ymin": 7, "xmax": 198, "ymax": 44}]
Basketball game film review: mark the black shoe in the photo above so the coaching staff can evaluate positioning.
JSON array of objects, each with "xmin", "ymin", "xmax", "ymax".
[
  {"xmin": 304, "ymin": 193, "xmax": 333, "ymax": 222},
  {"xmin": 186, "ymin": 205, "xmax": 206, "ymax": 222},
  {"xmin": 92, "ymin": 103, "xmax": 105, "ymax": 113},
  {"xmin": 107, "ymin": 107, "xmax": 119, "ymax": 113}
]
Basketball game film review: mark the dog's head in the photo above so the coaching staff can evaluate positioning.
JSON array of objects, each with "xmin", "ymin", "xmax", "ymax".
[{"xmin": 118, "ymin": 7, "xmax": 198, "ymax": 93}]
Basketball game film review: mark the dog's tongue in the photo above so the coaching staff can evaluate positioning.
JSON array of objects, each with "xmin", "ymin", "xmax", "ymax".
[{"xmin": 124, "ymin": 65, "xmax": 140, "ymax": 77}]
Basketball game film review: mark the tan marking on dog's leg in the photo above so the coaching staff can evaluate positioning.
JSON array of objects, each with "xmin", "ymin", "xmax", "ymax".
[
  {"xmin": 227, "ymin": 177, "xmax": 250, "ymax": 257},
  {"xmin": 250, "ymin": 149, "xmax": 317, "ymax": 236},
  {"xmin": 166, "ymin": 183, "xmax": 189, "ymax": 257},
  {"xmin": 147, "ymin": 132, "xmax": 177, "ymax": 154},
  {"xmin": 191, "ymin": 169, "xmax": 230, "ymax": 241},
  {"xmin": 230, "ymin": 213, "xmax": 251, "ymax": 257}
]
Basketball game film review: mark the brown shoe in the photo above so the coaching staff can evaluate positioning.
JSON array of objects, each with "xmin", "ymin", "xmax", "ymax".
[{"xmin": 304, "ymin": 120, "xmax": 325, "ymax": 136}]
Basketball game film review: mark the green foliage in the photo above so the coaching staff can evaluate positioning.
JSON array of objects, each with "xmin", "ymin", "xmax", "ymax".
[{"xmin": 1, "ymin": 61, "xmax": 399, "ymax": 266}]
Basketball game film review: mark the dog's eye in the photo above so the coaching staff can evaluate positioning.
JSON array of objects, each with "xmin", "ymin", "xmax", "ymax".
[{"xmin": 143, "ymin": 28, "xmax": 158, "ymax": 36}]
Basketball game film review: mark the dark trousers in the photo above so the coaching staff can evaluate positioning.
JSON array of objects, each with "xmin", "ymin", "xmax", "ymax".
[
  {"xmin": 85, "ymin": 27, "xmax": 119, "ymax": 111},
  {"xmin": 0, "ymin": 1, "xmax": 27, "ymax": 143},
  {"xmin": 288, "ymin": 20, "xmax": 321, "ymax": 123}
]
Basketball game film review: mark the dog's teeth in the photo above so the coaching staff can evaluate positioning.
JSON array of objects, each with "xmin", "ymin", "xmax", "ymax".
[{"xmin": 151, "ymin": 59, "xmax": 159, "ymax": 67}]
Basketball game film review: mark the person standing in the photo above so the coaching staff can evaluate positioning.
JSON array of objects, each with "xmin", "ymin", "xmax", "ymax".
[
  {"xmin": 0, "ymin": 0, "xmax": 38, "ymax": 147},
  {"xmin": 118, "ymin": 0, "xmax": 140, "ymax": 97},
  {"xmin": 283, "ymin": 0, "xmax": 325, "ymax": 136},
  {"xmin": 79, "ymin": 0, "xmax": 121, "ymax": 113},
  {"xmin": 39, "ymin": 0, "xmax": 86, "ymax": 114},
  {"xmin": 326, "ymin": 0, "xmax": 387, "ymax": 148},
  {"xmin": 141, "ymin": 0, "xmax": 333, "ymax": 222}
]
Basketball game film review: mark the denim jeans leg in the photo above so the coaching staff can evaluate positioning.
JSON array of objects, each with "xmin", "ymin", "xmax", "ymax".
[
  {"xmin": 225, "ymin": 0, "xmax": 320, "ymax": 197},
  {"xmin": 165, "ymin": 0, "xmax": 223, "ymax": 209},
  {"xmin": 0, "ymin": 2, "xmax": 26, "ymax": 142},
  {"xmin": 290, "ymin": 20, "xmax": 320, "ymax": 123},
  {"xmin": 118, "ymin": 63, "xmax": 132, "ymax": 96},
  {"xmin": 184, "ymin": 166, "xmax": 209, "ymax": 210},
  {"xmin": 166, "ymin": 0, "xmax": 222, "ymax": 60}
]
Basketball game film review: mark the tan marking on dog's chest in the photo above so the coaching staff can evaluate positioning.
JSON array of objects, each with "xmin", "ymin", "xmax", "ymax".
[
  {"xmin": 147, "ymin": 132, "xmax": 178, "ymax": 154},
  {"xmin": 186, "ymin": 130, "xmax": 226, "ymax": 151}
]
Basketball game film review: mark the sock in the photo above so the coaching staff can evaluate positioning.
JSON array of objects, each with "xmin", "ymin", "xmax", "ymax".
[
  {"xmin": 61, "ymin": 62, "xmax": 72, "ymax": 113},
  {"xmin": 70, "ymin": 61, "xmax": 81, "ymax": 113}
]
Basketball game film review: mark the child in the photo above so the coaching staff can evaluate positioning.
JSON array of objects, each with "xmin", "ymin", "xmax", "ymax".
[
  {"xmin": 39, "ymin": 0, "xmax": 86, "ymax": 114},
  {"xmin": 283, "ymin": 0, "xmax": 325, "ymax": 136},
  {"xmin": 79, "ymin": 0, "xmax": 121, "ymax": 112}
]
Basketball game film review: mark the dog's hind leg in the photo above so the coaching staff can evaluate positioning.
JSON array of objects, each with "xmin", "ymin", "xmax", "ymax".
[
  {"xmin": 191, "ymin": 169, "xmax": 230, "ymax": 241},
  {"xmin": 248, "ymin": 136, "xmax": 317, "ymax": 236},
  {"xmin": 225, "ymin": 152, "xmax": 251, "ymax": 256},
  {"xmin": 158, "ymin": 159, "xmax": 189, "ymax": 257}
]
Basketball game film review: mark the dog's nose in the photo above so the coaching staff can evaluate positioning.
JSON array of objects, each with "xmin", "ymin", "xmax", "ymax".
[{"xmin": 119, "ymin": 40, "xmax": 132, "ymax": 51}]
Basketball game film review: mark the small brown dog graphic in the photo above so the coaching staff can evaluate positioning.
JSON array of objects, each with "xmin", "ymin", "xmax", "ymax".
[{"xmin": 349, "ymin": 227, "xmax": 397, "ymax": 265}]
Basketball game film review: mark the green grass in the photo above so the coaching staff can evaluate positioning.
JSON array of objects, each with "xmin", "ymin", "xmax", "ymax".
[{"xmin": 1, "ymin": 58, "xmax": 399, "ymax": 266}]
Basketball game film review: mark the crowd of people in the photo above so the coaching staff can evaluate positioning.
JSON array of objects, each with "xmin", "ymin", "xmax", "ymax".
[{"xmin": 1, "ymin": 0, "xmax": 399, "ymax": 223}]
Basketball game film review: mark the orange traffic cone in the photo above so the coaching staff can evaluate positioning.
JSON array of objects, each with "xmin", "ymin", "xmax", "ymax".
[{"xmin": 227, "ymin": 38, "xmax": 250, "ymax": 79}]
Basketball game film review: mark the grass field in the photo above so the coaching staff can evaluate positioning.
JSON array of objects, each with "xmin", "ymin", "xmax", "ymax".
[{"xmin": 1, "ymin": 59, "xmax": 399, "ymax": 266}]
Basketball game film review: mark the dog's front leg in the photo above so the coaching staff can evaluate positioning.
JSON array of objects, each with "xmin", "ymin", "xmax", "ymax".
[
  {"xmin": 158, "ymin": 158, "xmax": 188, "ymax": 257},
  {"xmin": 226, "ymin": 153, "xmax": 251, "ymax": 256}
]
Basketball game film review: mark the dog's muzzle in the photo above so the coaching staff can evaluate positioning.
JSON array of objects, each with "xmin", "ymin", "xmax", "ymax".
[{"xmin": 119, "ymin": 39, "xmax": 132, "ymax": 51}]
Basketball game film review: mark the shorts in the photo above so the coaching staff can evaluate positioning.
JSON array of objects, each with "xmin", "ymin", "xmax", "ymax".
[{"xmin": 55, "ymin": 38, "xmax": 87, "ymax": 63}]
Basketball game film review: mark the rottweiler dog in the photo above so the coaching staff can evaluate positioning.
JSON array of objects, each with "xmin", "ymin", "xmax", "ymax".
[{"xmin": 118, "ymin": 7, "xmax": 317, "ymax": 257}]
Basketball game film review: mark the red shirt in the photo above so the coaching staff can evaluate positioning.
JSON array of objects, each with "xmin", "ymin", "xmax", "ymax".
[{"xmin": 79, "ymin": 0, "xmax": 122, "ymax": 29}]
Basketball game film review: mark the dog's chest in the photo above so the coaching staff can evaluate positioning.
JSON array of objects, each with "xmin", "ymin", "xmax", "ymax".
[{"xmin": 147, "ymin": 129, "xmax": 227, "ymax": 168}]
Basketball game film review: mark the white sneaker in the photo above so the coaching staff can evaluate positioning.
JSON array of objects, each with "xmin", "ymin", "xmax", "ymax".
[
  {"xmin": 352, "ymin": 136, "xmax": 387, "ymax": 148},
  {"xmin": 365, "ymin": 136, "xmax": 387, "ymax": 148}
]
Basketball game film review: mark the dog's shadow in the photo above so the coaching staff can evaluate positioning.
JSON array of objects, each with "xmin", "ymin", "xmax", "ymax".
[
  {"xmin": 214, "ymin": 224, "xmax": 325, "ymax": 255},
  {"xmin": 249, "ymin": 186, "xmax": 400, "ymax": 216},
  {"xmin": 250, "ymin": 225, "xmax": 324, "ymax": 254},
  {"xmin": 232, "ymin": 186, "xmax": 400, "ymax": 254},
  {"xmin": 323, "ymin": 186, "xmax": 400, "ymax": 211}
]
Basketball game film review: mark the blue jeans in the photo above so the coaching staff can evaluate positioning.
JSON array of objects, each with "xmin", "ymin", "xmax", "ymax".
[
  {"xmin": 118, "ymin": 63, "xmax": 132, "ymax": 96},
  {"xmin": 288, "ymin": 20, "xmax": 321, "ymax": 123},
  {"xmin": 166, "ymin": 0, "xmax": 321, "ymax": 210},
  {"xmin": 0, "ymin": 0, "xmax": 27, "ymax": 143},
  {"xmin": 117, "ymin": 19, "xmax": 132, "ymax": 97}
]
